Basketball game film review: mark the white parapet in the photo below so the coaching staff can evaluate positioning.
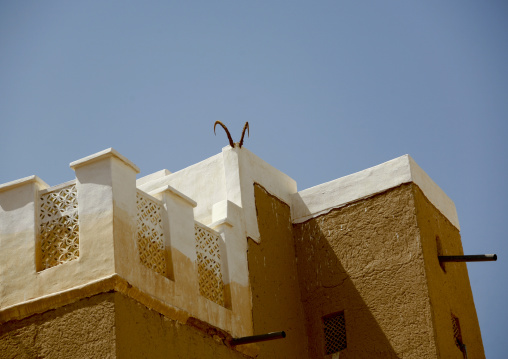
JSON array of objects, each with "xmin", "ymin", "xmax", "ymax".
[
  {"xmin": 0, "ymin": 149, "xmax": 141, "ymax": 318},
  {"xmin": 137, "ymin": 146, "xmax": 297, "ymax": 242},
  {"xmin": 291, "ymin": 154, "xmax": 460, "ymax": 230},
  {"xmin": 0, "ymin": 176, "xmax": 48, "ymax": 309},
  {"xmin": 0, "ymin": 147, "xmax": 270, "ymax": 338},
  {"xmin": 223, "ymin": 146, "xmax": 297, "ymax": 242}
]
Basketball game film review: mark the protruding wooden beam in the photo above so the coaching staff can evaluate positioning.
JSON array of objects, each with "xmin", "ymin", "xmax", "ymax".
[
  {"xmin": 230, "ymin": 331, "xmax": 286, "ymax": 346},
  {"xmin": 438, "ymin": 254, "xmax": 497, "ymax": 263}
]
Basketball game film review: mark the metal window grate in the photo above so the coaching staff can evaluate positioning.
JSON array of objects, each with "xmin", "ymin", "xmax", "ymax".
[
  {"xmin": 452, "ymin": 314, "xmax": 463, "ymax": 347},
  {"xmin": 323, "ymin": 312, "xmax": 347, "ymax": 355}
]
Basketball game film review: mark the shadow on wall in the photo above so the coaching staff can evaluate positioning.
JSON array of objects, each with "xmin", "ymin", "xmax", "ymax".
[
  {"xmin": 249, "ymin": 184, "xmax": 310, "ymax": 359},
  {"xmin": 293, "ymin": 184, "xmax": 433, "ymax": 358},
  {"xmin": 294, "ymin": 220, "xmax": 399, "ymax": 358},
  {"xmin": 0, "ymin": 183, "xmax": 38, "ymax": 213}
]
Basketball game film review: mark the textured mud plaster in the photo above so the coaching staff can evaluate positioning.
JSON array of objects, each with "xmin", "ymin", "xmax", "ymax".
[
  {"xmin": 114, "ymin": 293, "xmax": 248, "ymax": 359},
  {"xmin": 249, "ymin": 184, "xmax": 309, "ymax": 358},
  {"xmin": 0, "ymin": 293, "xmax": 117, "ymax": 358},
  {"xmin": 293, "ymin": 184, "xmax": 437, "ymax": 358},
  {"xmin": 413, "ymin": 186, "xmax": 485, "ymax": 359},
  {"xmin": 0, "ymin": 292, "xmax": 250, "ymax": 359}
]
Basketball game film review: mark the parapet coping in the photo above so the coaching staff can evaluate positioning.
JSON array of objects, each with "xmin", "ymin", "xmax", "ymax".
[
  {"xmin": 150, "ymin": 184, "xmax": 198, "ymax": 208},
  {"xmin": 0, "ymin": 175, "xmax": 49, "ymax": 193},
  {"xmin": 0, "ymin": 273, "xmax": 189, "ymax": 327},
  {"xmin": 39, "ymin": 179, "xmax": 76, "ymax": 194},
  {"xmin": 292, "ymin": 154, "xmax": 460, "ymax": 230},
  {"xmin": 70, "ymin": 148, "xmax": 140, "ymax": 173}
]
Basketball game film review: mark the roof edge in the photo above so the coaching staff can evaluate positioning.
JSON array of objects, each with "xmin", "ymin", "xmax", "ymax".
[{"xmin": 292, "ymin": 155, "xmax": 460, "ymax": 230}]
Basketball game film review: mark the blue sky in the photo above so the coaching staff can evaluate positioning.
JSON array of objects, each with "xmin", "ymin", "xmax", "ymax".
[{"xmin": 1, "ymin": 1, "xmax": 507, "ymax": 357}]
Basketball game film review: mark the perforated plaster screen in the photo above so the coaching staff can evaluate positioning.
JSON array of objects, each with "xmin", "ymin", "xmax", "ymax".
[
  {"xmin": 195, "ymin": 222, "xmax": 225, "ymax": 306},
  {"xmin": 323, "ymin": 311, "xmax": 347, "ymax": 355},
  {"xmin": 39, "ymin": 182, "xmax": 79, "ymax": 270},
  {"xmin": 136, "ymin": 190, "xmax": 167, "ymax": 276}
]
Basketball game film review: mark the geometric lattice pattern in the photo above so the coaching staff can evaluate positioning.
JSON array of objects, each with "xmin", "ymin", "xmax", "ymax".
[
  {"xmin": 136, "ymin": 190, "xmax": 167, "ymax": 276},
  {"xmin": 195, "ymin": 222, "xmax": 225, "ymax": 307},
  {"xmin": 323, "ymin": 311, "xmax": 347, "ymax": 355},
  {"xmin": 39, "ymin": 182, "xmax": 79, "ymax": 270}
]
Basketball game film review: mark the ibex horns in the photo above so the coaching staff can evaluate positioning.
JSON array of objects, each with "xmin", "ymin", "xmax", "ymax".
[
  {"xmin": 238, "ymin": 122, "xmax": 249, "ymax": 148},
  {"xmin": 214, "ymin": 121, "xmax": 235, "ymax": 148},
  {"xmin": 213, "ymin": 121, "xmax": 250, "ymax": 148}
]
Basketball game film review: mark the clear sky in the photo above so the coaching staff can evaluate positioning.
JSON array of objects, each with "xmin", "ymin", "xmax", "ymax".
[{"xmin": 1, "ymin": 1, "xmax": 507, "ymax": 357}]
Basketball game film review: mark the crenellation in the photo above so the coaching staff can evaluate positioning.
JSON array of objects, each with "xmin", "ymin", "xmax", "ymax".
[
  {"xmin": 0, "ymin": 146, "xmax": 486, "ymax": 358},
  {"xmin": 0, "ymin": 147, "xmax": 259, "ymax": 339}
]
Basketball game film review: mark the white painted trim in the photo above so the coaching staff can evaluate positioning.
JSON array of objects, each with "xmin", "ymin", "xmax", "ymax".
[
  {"xmin": 0, "ymin": 175, "xmax": 49, "ymax": 193},
  {"xmin": 70, "ymin": 148, "xmax": 140, "ymax": 173},
  {"xmin": 407, "ymin": 156, "xmax": 459, "ymax": 230},
  {"xmin": 292, "ymin": 155, "xmax": 460, "ymax": 230},
  {"xmin": 210, "ymin": 218, "xmax": 234, "ymax": 229},
  {"xmin": 38, "ymin": 180, "xmax": 76, "ymax": 195},
  {"xmin": 149, "ymin": 185, "xmax": 197, "ymax": 208},
  {"xmin": 226, "ymin": 146, "xmax": 297, "ymax": 243}
]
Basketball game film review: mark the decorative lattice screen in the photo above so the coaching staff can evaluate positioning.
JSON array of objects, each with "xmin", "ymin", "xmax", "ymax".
[
  {"xmin": 136, "ymin": 190, "xmax": 167, "ymax": 276},
  {"xmin": 195, "ymin": 222, "xmax": 225, "ymax": 306},
  {"xmin": 39, "ymin": 182, "xmax": 79, "ymax": 270},
  {"xmin": 323, "ymin": 311, "xmax": 347, "ymax": 355}
]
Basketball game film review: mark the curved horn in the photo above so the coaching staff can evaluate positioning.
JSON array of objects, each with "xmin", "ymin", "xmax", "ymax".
[
  {"xmin": 214, "ymin": 121, "xmax": 235, "ymax": 148},
  {"xmin": 238, "ymin": 122, "xmax": 249, "ymax": 148}
]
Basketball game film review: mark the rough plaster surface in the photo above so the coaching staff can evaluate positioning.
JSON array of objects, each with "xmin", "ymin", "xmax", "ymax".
[
  {"xmin": 0, "ymin": 293, "xmax": 117, "ymax": 358},
  {"xmin": 114, "ymin": 293, "xmax": 248, "ymax": 359},
  {"xmin": 293, "ymin": 184, "xmax": 437, "ymax": 358},
  {"xmin": 293, "ymin": 183, "xmax": 484, "ymax": 358},
  {"xmin": 0, "ymin": 292, "xmax": 249, "ymax": 359},
  {"xmin": 249, "ymin": 184, "xmax": 309, "ymax": 358},
  {"xmin": 413, "ymin": 186, "xmax": 485, "ymax": 358}
]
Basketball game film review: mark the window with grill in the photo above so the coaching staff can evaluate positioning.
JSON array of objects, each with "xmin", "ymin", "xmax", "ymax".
[
  {"xmin": 452, "ymin": 314, "xmax": 463, "ymax": 348},
  {"xmin": 436, "ymin": 236, "xmax": 446, "ymax": 272},
  {"xmin": 323, "ymin": 311, "xmax": 347, "ymax": 355}
]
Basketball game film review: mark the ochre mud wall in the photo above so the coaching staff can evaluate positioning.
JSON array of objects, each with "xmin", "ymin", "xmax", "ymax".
[
  {"xmin": 414, "ymin": 186, "xmax": 485, "ymax": 358},
  {"xmin": 0, "ymin": 293, "xmax": 117, "ymax": 358},
  {"xmin": 0, "ymin": 292, "xmax": 249, "ymax": 359},
  {"xmin": 114, "ymin": 293, "xmax": 247, "ymax": 359},
  {"xmin": 249, "ymin": 184, "xmax": 309, "ymax": 358},
  {"xmin": 293, "ymin": 184, "xmax": 437, "ymax": 358}
]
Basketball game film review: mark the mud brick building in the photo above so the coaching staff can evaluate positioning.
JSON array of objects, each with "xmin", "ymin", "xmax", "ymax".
[{"xmin": 0, "ymin": 147, "xmax": 484, "ymax": 358}]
